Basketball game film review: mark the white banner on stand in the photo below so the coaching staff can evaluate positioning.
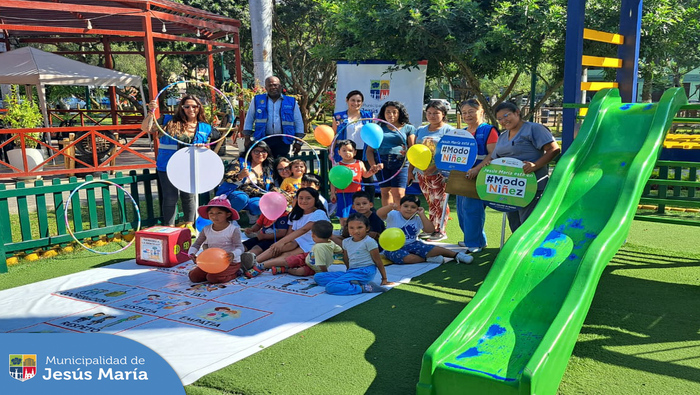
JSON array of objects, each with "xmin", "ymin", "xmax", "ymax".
[{"xmin": 335, "ymin": 60, "xmax": 428, "ymax": 126}]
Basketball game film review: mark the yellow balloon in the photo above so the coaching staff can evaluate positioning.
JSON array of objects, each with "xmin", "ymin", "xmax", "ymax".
[
  {"xmin": 379, "ymin": 228, "xmax": 406, "ymax": 252},
  {"xmin": 407, "ymin": 144, "xmax": 433, "ymax": 171}
]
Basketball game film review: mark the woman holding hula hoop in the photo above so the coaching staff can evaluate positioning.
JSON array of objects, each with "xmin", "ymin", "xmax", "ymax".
[
  {"xmin": 366, "ymin": 101, "xmax": 416, "ymax": 206},
  {"xmin": 141, "ymin": 96, "xmax": 214, "ymax": 229},
  {"xmin": 216, "ymin": 141, "xmax": 281, "ymax": 222},
  {"xmin": 333, "ymin": 90, "xmax": 376, "ymax": 199}
]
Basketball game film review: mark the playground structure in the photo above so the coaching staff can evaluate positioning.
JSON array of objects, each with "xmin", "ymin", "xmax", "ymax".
[
  {"xmin": 418, "ymin": 0, "xmax": 699, "ymax": 393},
  {"xmin": 417, "ymin": 87, "xmax": 688, "ymax": 394},
  {"xmin": 0, "ymin": 0, "xmax": 243, "ymax": 179}
]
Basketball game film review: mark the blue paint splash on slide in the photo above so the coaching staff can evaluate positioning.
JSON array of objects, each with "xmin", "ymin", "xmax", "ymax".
[
  {"xmin": 456, "ymin": 325, "xmax": 507, "ymax": 360},
  {"xmin": 444, "ymin": 363, "xmax": 516, "ymax": 382}
]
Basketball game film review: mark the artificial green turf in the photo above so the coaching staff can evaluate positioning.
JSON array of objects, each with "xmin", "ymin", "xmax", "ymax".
[
  {"xmin": 184, "ymin": 207, "xmax": 700, "ymax": 395},
  {"xmin": 0, "ymin": 200, "xmax": 698, "ymax": 394}
]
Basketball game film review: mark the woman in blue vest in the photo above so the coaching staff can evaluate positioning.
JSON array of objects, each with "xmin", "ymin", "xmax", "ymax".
[
  {"xmin": 456, "ymin": 99, "xmax": 499, "ymax": 253},
  {"xmin": 142, "ymin": 96, "xmax": 214, "ymax": 230},
  {"xmin": 366, "ymin": 101, "xmax": 416, "ymax": 206},
  {"xmin": 332, "ymin": 90, "xmax": 376, "ymax": 198}
]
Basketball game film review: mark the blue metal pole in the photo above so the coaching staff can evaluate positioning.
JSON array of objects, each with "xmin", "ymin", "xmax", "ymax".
[
  {"xmin": 562, "ymin": 0, "xmax": 586, "ymax": 153},
  {"xmin": 617, "ymin": 0, "xmax": 643, "ymax": 103}
]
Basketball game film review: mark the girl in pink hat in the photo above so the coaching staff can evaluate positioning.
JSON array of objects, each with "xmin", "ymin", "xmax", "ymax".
[{"xmin": 188, "ymin": 195, "xmax": 245, "ymax": 283}]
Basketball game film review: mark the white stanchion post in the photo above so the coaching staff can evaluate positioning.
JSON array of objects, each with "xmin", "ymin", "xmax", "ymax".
[
  {"xmin": 500, "ymin": 212, "xmax": 507, "ymax": 249},
  {"xmin": 439, "ymin": 193, "xmax": 450, "ymax": 234}
]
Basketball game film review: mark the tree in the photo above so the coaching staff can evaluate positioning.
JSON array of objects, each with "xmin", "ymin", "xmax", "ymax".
[
  {"xmin": 185, "ymin": 0, "xmax": 337, "ymax": 132},
  {"xmin": 271, "ymin": 0, "xmax": 337, "ymax": 131},
  {"xmin": 322, "ymin": 0, "xmax": 568, "ymax": 123}
]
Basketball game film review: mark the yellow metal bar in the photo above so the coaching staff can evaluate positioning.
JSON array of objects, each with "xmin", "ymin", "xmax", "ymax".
[
  {"xmin": 581, "ymin": 55, "xmax": 623, "ymax": 68},
  {"xmin": 581, "ymin": 82, "xmax": 619, "ymax": 91},
  {"xmin": 583, "ymin": 28, "xmax": 624, "ymax": 44},
  {"xmin": 579, "ymin": 108, "xmax": 588, "ymax": 116}
]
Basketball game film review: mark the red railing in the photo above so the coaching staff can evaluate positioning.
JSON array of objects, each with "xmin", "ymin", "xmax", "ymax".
[{"xmin": 0, "ymin": 124, "xmax": 157, "ymax": 178}]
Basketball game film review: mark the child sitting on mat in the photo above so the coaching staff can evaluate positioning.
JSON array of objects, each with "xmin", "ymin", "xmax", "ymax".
[
  {"xmin": 241, "ymin": 210, "xmax": 290, "ymax": 256},
  {"xmin": 376, "ymin": 195, "xmax": 473, "ymax": 265},
  {"xmin": 263, "ymin": 221, "xmax": 342, "ymax": 276},
  {"xmin": 188, "ymin": 195, "xmax": 245, "ymax": 284},
  {"xmin": 315, "ymin": 213, "xmax": 394, "ymax": 295}
]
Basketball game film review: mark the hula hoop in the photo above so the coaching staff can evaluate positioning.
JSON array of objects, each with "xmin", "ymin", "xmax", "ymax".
[
  {"xmin": 330, "ymin": 117, "xmax": 408, "ymax": 187},
  {"xmin": 64, "ymin": 180, "xmax": 142, "ymax": 255},
  {"xmin": 151, "ymin": 80, "xmax": 234, "ymax": 147},
  {"xmin": 244, "ymin": 135, "xmax": 323, "ymax": 194}
]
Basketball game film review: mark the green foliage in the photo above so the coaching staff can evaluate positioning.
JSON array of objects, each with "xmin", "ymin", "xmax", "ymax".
[
  {"xmin": 322, "ymin": 0, "xmax": 568, "ymax": 122},
  {"xmin": 2, "ymin": 86, "xmax": 43, "ymax": 149}
]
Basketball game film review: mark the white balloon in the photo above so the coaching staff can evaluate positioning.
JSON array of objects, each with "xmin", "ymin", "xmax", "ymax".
[{"xmin": 166, "ymin": 147, "xmax": 224, "ymax": 194}]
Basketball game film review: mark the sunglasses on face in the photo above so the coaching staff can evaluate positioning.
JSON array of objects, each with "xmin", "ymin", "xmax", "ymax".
[
  {"xmin": 252, "ymin": 150, "xmax": 268, "ymax": 155},
  {"xmin": 277, "ymin": 166, "xmax": 290, "ymax": 172},
  {"xmin": 182, "ymin": 105, "xmax": 200, "ymax": 109}
]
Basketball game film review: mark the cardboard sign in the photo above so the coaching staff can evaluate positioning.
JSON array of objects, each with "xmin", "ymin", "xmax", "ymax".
[
  {"xmin": 445, "ymin": 170, "xmax": 480, "ymax": 199},
  {"xmin": 476, "ymin": 158, "xmax": 537, "ymax": 212},
  {"xmin": 434, "ymin": 129, "xmax": 477, "ymax": 172}
]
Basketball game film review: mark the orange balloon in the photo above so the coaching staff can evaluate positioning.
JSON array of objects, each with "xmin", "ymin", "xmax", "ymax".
[
  {"xmin": 196, "ymin": 248, "xmax": 230, "ymax": 274},
  {"xmin": 314, "ymin": 124, "xmax": 335, "ymax": 147}
]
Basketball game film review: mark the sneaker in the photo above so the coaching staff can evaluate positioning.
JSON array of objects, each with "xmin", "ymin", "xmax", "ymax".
[
  {"xmin": 426, "ymin": 255, "xmax": 444, "ymax": 264},
  {"xmin": 454, "ymin": 252, "xmax": 474, "ymax": 264},
  {"xmin": 418, "ymin": 232, "xmax": 432, "ymax": 239},
  {"xmin": 240, "ymin": 252, "xmax": 257, "ymax": 271},
  {"xmin": 426, "ymin": 232, "xmax": 448, "ymax": 242},
  {"xmin": 271, "ymin": 266, "xmax": 287, "ymax": 275},
  {"xmin": 458, "ymin": 241, "xmax": 466, "ymax": 247},
  {"xmin": 362, "ymin": 282, "xmax": 388, "ymax": 293},
  {"xmin": 243, "ymin": 265, "xmax": 264, "ymax": 278},
  {"xmin": 466, "ymin": 247, "xmax": 482, "ymax": 254}
]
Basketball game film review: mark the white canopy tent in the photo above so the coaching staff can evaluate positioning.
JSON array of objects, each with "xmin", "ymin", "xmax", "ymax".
[{"xmin": 0, "ymin": 47, "xmax": 146, "ymax": 127}]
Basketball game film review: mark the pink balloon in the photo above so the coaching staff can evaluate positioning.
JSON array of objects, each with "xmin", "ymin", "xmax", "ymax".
[{"xmin": 259, "ymin": 192, "xmax": 288, "ymax": 220}]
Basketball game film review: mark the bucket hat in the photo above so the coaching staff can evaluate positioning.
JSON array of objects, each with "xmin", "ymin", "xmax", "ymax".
[{"xmin": 197, "ymin": 194, "xmax": 240, "ymax": 220}]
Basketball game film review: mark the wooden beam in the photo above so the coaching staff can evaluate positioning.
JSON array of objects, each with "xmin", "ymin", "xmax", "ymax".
[
  {"xmin": 151, "ymin": 32, "xmax": 237, "ymax": 48},
  {"xmin": 3, "ymin": 1, "xmax": 140, "ymax": 15},
  {"xmin": 583, "ymin": 28, "xmax": 624, "ymax": 45},
  {"xmin": 0, "ymin": 23, "xmax": 145, "ymax": 37},
  {"xmin": 581, "ymin": 55, "xmax": 623, "ymax": 68},
  {"xmin": 581, "ymin": 82, "xmax": 619, "ymax": 91},
  {"xmin": 150, "ymin": 10, "xmax": 239, "ymax": 33}
]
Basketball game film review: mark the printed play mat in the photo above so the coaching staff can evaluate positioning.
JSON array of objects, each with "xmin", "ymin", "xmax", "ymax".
[{"xmin": 0, "ymin": 259, "xmax": 440, "ymax": 385}]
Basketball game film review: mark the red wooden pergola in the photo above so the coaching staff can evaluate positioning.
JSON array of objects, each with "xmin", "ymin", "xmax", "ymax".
[{"xmin": 0, "ymin": 0, "xmax": 242, "ymax": 178}]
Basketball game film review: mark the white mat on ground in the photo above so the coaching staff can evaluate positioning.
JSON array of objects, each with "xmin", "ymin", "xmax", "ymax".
[{"xmin": 0, "ymin": 259, "xmax": 440, "ymax": 385}]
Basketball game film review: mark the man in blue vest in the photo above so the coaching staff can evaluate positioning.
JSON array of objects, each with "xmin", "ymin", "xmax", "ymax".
[{"xmin": 242, "ymin": 76, "xmax": 305, "ymax": 158}]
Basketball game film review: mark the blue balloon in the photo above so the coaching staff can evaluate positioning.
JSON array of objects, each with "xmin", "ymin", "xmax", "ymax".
[
  {"xmin": 227, "ymin": 190, "xmax": 249, "ymax": 212},
  {"xmin": 360, "ymin": 123, "xmax": 384, "ymax": 149},
  {"xmin": 247, "ymin": 197, "xmax": 262, "ymax": 216},
  {"xmin": 195, "ymin": 216, "xmax": 213, "ymax": 231}
]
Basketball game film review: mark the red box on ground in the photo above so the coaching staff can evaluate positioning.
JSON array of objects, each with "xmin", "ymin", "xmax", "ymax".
[{"xmin": 135, "ymin": 226, "xmax": 192, "ymax": 267}]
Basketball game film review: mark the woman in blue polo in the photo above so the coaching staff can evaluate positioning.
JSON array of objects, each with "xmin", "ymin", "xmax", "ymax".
[{"xmin": 142, "ymin": 96, "xmax": 213, "ymax": 228}]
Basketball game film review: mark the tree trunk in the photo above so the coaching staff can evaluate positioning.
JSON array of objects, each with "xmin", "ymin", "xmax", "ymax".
[{"xmin": 641, "ymin": 68, "xmax": 653, "ymax": 102}]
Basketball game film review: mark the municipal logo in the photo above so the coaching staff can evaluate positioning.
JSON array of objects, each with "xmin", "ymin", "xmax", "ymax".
[
  {"xmin": 370, "ymin": 80, "xmax": 390, "ymax": 100},
  {"xmin": 9, "ymin": 354, "xmax": 37, "ymax": 382}
]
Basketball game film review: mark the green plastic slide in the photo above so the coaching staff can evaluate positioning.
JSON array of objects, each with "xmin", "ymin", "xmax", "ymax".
[{"xmin": 417, "ymin": 88, "xmax": 687, "ymax": 395}]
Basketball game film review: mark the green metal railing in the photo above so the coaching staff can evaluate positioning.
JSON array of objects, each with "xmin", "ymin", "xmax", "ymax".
[
  {"xmin": 0, "ymin": 170, "xmax": 163, "ymax": 273},
  {"xmin": 0, "ymin": 149, "xmax": 332, "ymax": 274},
  {"xmin": 637, "ymin": 160, "xmax": 700, "ymax": 226}
]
